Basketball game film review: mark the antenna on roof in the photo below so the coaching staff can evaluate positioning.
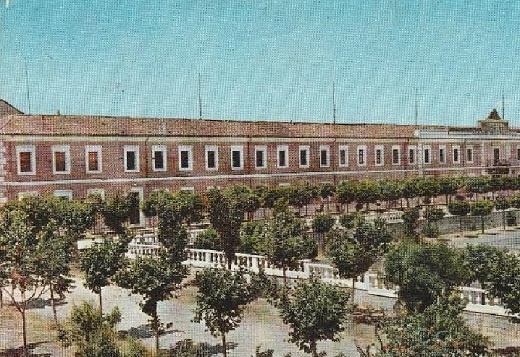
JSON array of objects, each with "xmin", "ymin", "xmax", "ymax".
[
  {"xmin": 414, "ymin": 87, "xmax": 418, "ymax": 126},
  {"xmin": 198, "ymin": 73, "xmax": 203, "ymax": 119},
  {"xmin": 502, "ymin": 93, "xmax": 505, "ymax": 120},
  {"xmin": 332, "ymin": 82, "xmax": 336, "ymax": 124},
  {"xmin": 24, "ymin": 57, "xmax": 31, "ymax": 114}
]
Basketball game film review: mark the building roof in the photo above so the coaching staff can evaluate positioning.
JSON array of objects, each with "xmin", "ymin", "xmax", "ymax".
[{"xmin": 0, "ymin": 100, "xmax": 23, "ymax": 115}]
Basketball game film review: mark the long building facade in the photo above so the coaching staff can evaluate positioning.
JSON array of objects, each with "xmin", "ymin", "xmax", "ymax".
[{"xmin": 2, "ymin": 99, "xmax": 520, "ymax": 217}]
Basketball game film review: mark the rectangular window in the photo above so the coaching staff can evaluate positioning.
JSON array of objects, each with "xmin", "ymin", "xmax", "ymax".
[
  {"xmin": 54, "ymin": 190, "xmax": 73, "ymax": 200},
  {"xmin": 231, "ymin": 145, "xmax": 244, "ymax": 170},
  {"xmin": 466, "ymin": 147, "xmax": 473, "ymax": 163},
  {"xmin": 517, "ymin": 147, "xmax": 520, "ymax": 161},
  {"xmin": 392, "ymin": 146, "xmax": 400, "ymax": 165},
  {"xmin": 85, "ymin": 145, "xmax": 102, "ymax": 173},
  {"xmin": 299, "ymin": 146, "xmax": 309, "ymax": 168},
  {"xmin": 205, "ymin": 145, "xmax": 218, "ymax": 170},
  {"xmin": 439, "ymin": 146, "xmax": 446, "ymax": 164},
  {"xmin": 86, "ymin": 188, "xmax": 106, "ymax": 200},
  {"xmin": 255, "ymin": 146, "xmax": 266, "ymax": 169},
  {"xmin": 52, "ymin": 145, "xmax": 71, "ymax": 174},
  {"xmin": 320, "ymin": 145, "xmax": 330, "ymax": 167},
  {"xmin": 16, "ymin": 145, "xmax": 36, "ymax": 175},
  {"xmin": 124, "ymin": 145, "xmax": 140, "ymax": 172},
  {"xmin": 357, "ymin": 145, "xmax": 367, "ymax": 166},
  {"xmin": 277, "ymin": 145, "xmax": 288, "ymax": 168},
  {"xmin": 453, "ymin": 146, "xmax": 460, "ymax": 164},
  {"xmin": 375, "ymin": 145, "xmax": 384, "ymax": 166},
  {"xmin": 423, "ymin": 146, "xmax": 431, "ymax": 164},
  {"xmin": 408, "ymin": 147, "xmax": 416, "ymax": 165},
  {"xmin": 338, "ymin": 145, "xmax": 348, "ymax": 167},
  {"xmin": 152, "ymin": 145, "xmax": 167, "ymax": 172},
  {"xmin": 178, "ymin": 145, "xmax": 193, "ymax": 171}
]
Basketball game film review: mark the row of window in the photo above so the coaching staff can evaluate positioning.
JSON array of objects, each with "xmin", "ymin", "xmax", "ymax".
[{"xmin": 15, "ymin": 143, "xmax": 479, "ymax": 176}]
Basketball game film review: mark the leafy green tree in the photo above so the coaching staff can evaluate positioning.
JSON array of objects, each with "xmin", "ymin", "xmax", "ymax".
[
  {"xmin": 336, "ymin": 180, "xmax": 356, "ymax": 212},
  {"xmin": 401, "ymin": 208, "xmax": 420, "ymax": 242},
  {"xmin": 422, "ymin": 206, "xmax": 445, "ymax": 238},
  {"xmin": 99, "ymin": 192, "xmax": 134, "ymax": 234},
  {"xmin": 438, "ymin": 176, "xmax": 462, "ymax": 206},
  {"xmin": 311, "ymin": 213, "xmax": 335, "ymax": 234},
  {"xmin": 194, "ymin": 268, "xmax": 263, "ymax": 357},
  {"xmin": 470, "ymin": 200, "xmax": 494, "ymax": 234},
  {"xmin": 193, "ymin": 227, "xmax": 221, "ymax": 251},
  {"xmin": 58, "ymin": 302, "xmax": 122, "ymax": 357},
  {"xmin": 278, "ymin": 277, "xmax": 349, "ymax": 357},
  {"xmin": 378, "ymin": 179, "xmax": 401, "ymax": 209},
  {"xmin": 401, "ymin": 179, "xmax": 419, "ymax": 208},
  {"xmin": 79, "ymin": 235, "xmax": 131, "ymax": 313},
  {"xmin": 116, "ymin": 252, "xmax": 187, "ymax": 354},
  {"xmin": 240, "ymin": 219, "xmax": 269, "ymax": 255},
  {"xmin": 415, "ymin": 177, "xmax": 441, "ymax": 205},
  {"xmin": 354, "ymin": 179, "xmax": 380, "ymax": 211},
  {"xmin": 448, "ymin": 199, "xmax": 471, "ymax": 235},
  {"xmin": 338, "ymin": 212, "xmax": 360, "ymax": 229},
  {"xmin": 384, "ymin": 241, "xmax": 471, "ymax": 312},
  {"xmin": 465, "ymin": 176, "xmax": 491, "ymax": 201},
  {"xmin": 494, "ymin": 197, "xmax": 511, "ymax": 230},
  {"xmin": 371, "ymin": 296, "xmax": 490, "ymax": 357},
  {"xmin": 319, "ymin": 182, "xmax": 336, "ymax": 211}
]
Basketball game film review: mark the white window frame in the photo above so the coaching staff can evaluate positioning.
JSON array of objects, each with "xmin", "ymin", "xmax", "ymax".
[
  {"xmin": 52, "ymin": 145, "xmax": 71, "ymax": 174},
  {"xmin": 85, "ymin": 145, "xmax": 102, "ymax": 173},
  {"xmin": 466, "ymin": 146, "xmax": 474, "ymax": 164},
  {"xmin": 151, "ymin": 145, "xmax": 167, "ymax": 172},
  {"xmin": 319, "ymin": 145, "xmax": 330, "ymax": 168},
  {"xmin": 255, "ymin": 145, "xmax": 267, "ymax": 169},
  {"xmin": 86, "ymin": 188, "xmax": 106, "ymax": 200},
  {"xmin": 299, "ymin": 145, "xmax": 310, "ymax": 168},
  {"xmin": 357, "ymin": 145, "xmax": 367, "ymax": 166},
  {"xmin": 54, "ymin": 189, "xmax": 73, "ymax": 200},
  {"xmin": 374, "ymin": 145, "xmax": 384, "ymax": 166},
  {"xmin": 124, "ymin": 145, "xmax": 140, "ymax": 172},
  {"xmin": 231, "ymin": 145, "xmax": 244, "ymax": 170},
  {"xmin": 338, "ymin": 145, "xmax": 349, "ymax": 167},
  {"xmin": 391, "ymin": 145, "xmax": 401, "ymax": 165},
  {"xmin": 438, "ymin": 145, "xmax": 446, "ymax": 164},
  {"xmin": 423, "ymin": 145, "xmax": 432, "ymax": 165},
  {"xmin": 204, "ymin": 145, "xmax": 219, "ymax": 171},
  {"xmin": 18, "ymin": 191, "xmax": 38, "ymax": 200},
  {"xmin": 452, "ymin": 145, "xmax": 461, "ymax": 164},
  {"xmin": 16, "ymin": 145, "xmax": 36, "ymax": 175},
  {"xmin": 277, "ymin": 145, "xmax": 289, "ymax": 168},
  {"xmin": 178, "ymin": 145, "xmax": 193, "ymax": 171},
  {"xmin": 180, "ymin": 186, "xmax": 195, "ymax": 192},
  {"xmin": 408, "ymin": 146, "xmax": 416, "ymax": 165}
]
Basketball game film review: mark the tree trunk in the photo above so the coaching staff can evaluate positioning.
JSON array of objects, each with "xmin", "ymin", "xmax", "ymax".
[
  {"xmin": 351, "ymin": 276, "xmax": 356, "ymax": 303},
  {"xmin": 0, "ymin": 288, "xmax": 3, "ymax": 308},
  {"xmin": 503, "ymin": 211, "xmax": 506, "ymax": 230},
  {"xmin": 481, "ymin": 216, "xmax": 485, "ymax": 234},
  {"xmin": 153, "ymin": 309, "xmax": 160, "ymax": 356},
  {"xmin": 50, "ymin": 286, "xmax": 58, "ymax": 324},
  {"xmin": 311, "ymin": 340, "xmax": 318, "ymax": 357},
  {"xmin": 98, "ymin": 289, "xmax": 103, "ymax": 315},
  {"xmin": 221, "ymin": 332, "xmax": 227, "ymax": 357},
  {"xmin": 21, "ymin": 303, "xmax": 28, "ymax": 357},
  {"xmin": 459, "ymin": 216, "xmax": 463, "ymax": 235}
]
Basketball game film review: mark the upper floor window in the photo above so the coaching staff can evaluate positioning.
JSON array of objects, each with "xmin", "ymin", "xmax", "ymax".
[
  {"xmin": 54, "ymin": 189, "xmax": 73, "ymax": 200},
  {"xmin": 357, "ymin": 145, "xmax": 367, "ymax": 166},
  {"xmin": 178, "ymin": 145, "xmax": 193, "ymax": 171},
  {"xmin": 52, "ymin": 145, "xmax": 71, "ymax": 174},
  {"xmin": 320, "ymin": 145, "xmax": 330, "ymax": 167},
  {"xmin": 392, "ymin": 146, "xmax": 400, "ymax": 165},
  {"xmin": 452, "ymin": 146, "xmax": 460, "ymax": 164},
  {"xmin": 338, "ymin": 145, "xmax": 348, "ymax": 167},
  {"xmin": 375, "ymin": 145, "xmax": 384, "ymax": 166},
  {"xmin": 205, "ymin": 145, "xmax": 218, "ymax": 170},
  {"xmin": 423, "ymin": 146, "xmax": 431, "ymax": 164},
  {"xmin": 85, "ymin": 145, "xmax": 102, "ymax": 173},
  {"xmin": 299, "ymin": 146, "xmax": 310, "ymax": 168},
  {"xmin": 255, "ymin": 146, "xmax": 267, "ymax": 169},
  {"xmin": 231, "ymin": 145, "xmax": 244, "ymax": 170},
  {"xmin": 466, "ymin": 147, "xmax": 474, "ymax": 163},
  {"xmin": 152, "ymin": 145, "xmax": 167, "ymax": 172},
  {"xmin": 124, "ymin": 145, "xmax": 140, "ymax": 172},
  {"xmin": 408, "ymin": 146, "xmax": 416, "ymax": 165},
  {"xmin": 277, "ymin": 145, "xmax": 289, "ymax": 168},
  {"xmin": 439, "ymin": 146, "xmax": 446, "ymax": 164},
  {"xmin": 16, "ymin": 145, "xmax": 36, "ymax": 175}
]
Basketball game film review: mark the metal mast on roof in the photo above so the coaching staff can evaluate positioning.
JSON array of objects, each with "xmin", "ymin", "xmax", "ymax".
[
  {"xmin": 502, "ymin": 94, "xmax": 505, "ymax": 120},
  {"xmin": 414, "ymin": 88, "xmax": 418, "ymax": 126},
  {"xmin": 24, "ymin": 58, "xmax": 31, "ymax": 114},
  {"xmin": 332, "ymin": 82, "xmax": 336, "ymax": 124},
  {"xmin": 198, "ymin": 73, "xmax": 203, "ymax": 119}
]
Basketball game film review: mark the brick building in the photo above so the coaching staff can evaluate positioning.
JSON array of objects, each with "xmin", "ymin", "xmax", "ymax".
[{"xmin": 1, "ymin": 100, "xmax": 520, "ymax": 220}]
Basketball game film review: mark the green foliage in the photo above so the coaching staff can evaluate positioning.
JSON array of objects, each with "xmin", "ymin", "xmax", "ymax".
[
  {"xmin": 422, "ymin": 206, "xmax": 445, "ymax": 238},
  {"xmin": 311, "ymin": 213, "xmax": 335, "ymax": 234},
  {"xmin": 279, "ymin": 277, "xmax": 349, "ymax": 356},
  {"xmin": 240, "ymin": 220, "xmax": 269, "ymax": 255},
  {"xmin": 338, "ymin": 212, "xmax": 360, "ymax": 229},
  {"xmin": 58, "ymin": 301, "xmax": 122, "ymax": 357},
  {"xmin": 495, "ymin": 197, "xmax": 511, "ymax": 211},
  {"xmin": 99, "ymin": 193, "xmax": 134, "ymax": 233},
  {"xmin": 448, "ymin": 199, "xmax": 471, "ymax": 233},
  {"xmin": 377, "ymin": 296, "xmax": 490, "ymax": 357},
  {"xmin": 401, "ymin": 208, "xmax": 420, "ymax": 241},
  {"xmin": 470, "ymin": 200, "xmax": 494, "ymax": 233},
  {"xmin": 194, "ymin": 227, "xmax": 221, "ymax": 251},
  {"xmin": 194, "ymin": 268, "xmax": 263, "ymax": 356},
  {"xmin": 353, "ymin": 180, "xmax": 380, "ymax": 210},
  {"xmin": 336, "ymin": 181, "xmax": 356, "ymax": 207},
  {"xmin": 384, "ymin": 242, "xmax": 471, "ymax": 312}
]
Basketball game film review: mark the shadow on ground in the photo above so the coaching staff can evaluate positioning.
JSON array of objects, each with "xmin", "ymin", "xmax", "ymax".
[
  {"xmin": 120, "ymin": 323, "xmax": 180, "ymax": 339},
  {"xmin": 165, "ymin": 339, "xmax": 238, "ymax": 357},
  {"xmin": 0, "ymin": 342, "xmax": 51, "ymax": 357}
]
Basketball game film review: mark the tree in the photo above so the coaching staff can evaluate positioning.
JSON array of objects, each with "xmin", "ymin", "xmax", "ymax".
[
  {"xmin": 384, "ymin": 241, "xmax": 471, "ymax": 312},
  {"xmin": 438, "ymin": 176, "xmax": 462, "ymax": 206},
  {"xmin": 207, "ymin": 188, "xmax": 247, "ymax": 269},
  {"xmin": 401, "ymin": 208, "xmax": 420, "ymax": 242},
  {"xmin": 193, "ymin": 268, "xmax": 263, "ymax": 357},
  {"xmin": 448, "ymin": 199, "xmax": 471, "ymax": 235},
  {"xmin": 193, "ymin": 227, "xmax": 221, "ymax": 251},
  {"xmin": 370, "ymin": 295, "xmax": 490, "ymax": 357},
  {"xmin": 319, "ymin": 182, "xmax": 336, "ymax": 211},
  {"xmin": 336, "ymin": 181, "xmax": 356, "ymax": 212},
  {"xmin": 470, "ymin": 200, "xmax": 494, "ymax": 234},
  {"xmin": 494, "ymin": 197, "xmax": 511, "ymax": 230},
  {"xmin": 79, "ymin": 235, "xmax": 130, "ymax": 313},
  {"xmin": 240, "ymin": 219, "xmax": 269, "ymax": 255},
  {"xmin": 327, "ymin": 218, "xmax": 392, "ymax": 301},
  {"xmin": 278, "ymin": 277, "xmax": 349, "ymax": 357},
  {"xmin": 58, "ymin": 301, "xmax": 122, "ymax": 357},
  {"xmin": 311, "ymin": 213, "xmax": 335, "ymax": 234},
  {"xmin": 99, "ymin": 193, "xmax": 134, "ymax": 234},
  {"xmin": 378, "ymin": 179, "xmax": 401, "ymax": 209},
  {"xmin": 422, "ymin": 206, "xmax": 445, "ymax": 238},
  {"xmin": 354, "ymin": 180, "xmax": 380, "ymax": 211}
]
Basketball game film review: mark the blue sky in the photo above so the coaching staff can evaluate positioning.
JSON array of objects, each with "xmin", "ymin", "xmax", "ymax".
[{"xmin": 1, "ymin": 1, "xmax": 520, "ymax": 126}]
